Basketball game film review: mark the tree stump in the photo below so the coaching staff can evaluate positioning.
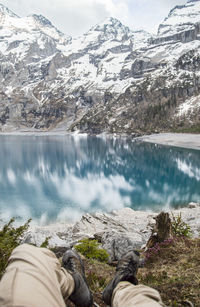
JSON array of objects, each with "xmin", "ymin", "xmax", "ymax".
[{"xmin": 146, "ymin": 212, "xmax": 173, "ymax": 249}]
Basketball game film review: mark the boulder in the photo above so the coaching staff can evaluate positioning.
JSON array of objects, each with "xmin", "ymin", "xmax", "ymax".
[
  {"xmin": 100, "ymin": 230, "xmax": 145, "ymax": 262},
  {"xmin": 188, "ymin": 202, "xmax": 200, "ymax": 209}
]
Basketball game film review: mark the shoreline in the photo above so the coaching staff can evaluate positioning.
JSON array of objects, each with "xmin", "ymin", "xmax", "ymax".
[
  {"xmin": 0, "ymin": 131, "xmax": 200, "ymax": 150},
  {"xmin": 138, "ymin": 133, "xmax": 200, "ymax": 151},
  {"xmin": 23, "ymin": 203, "xmax": 200, "ymax": 251}
]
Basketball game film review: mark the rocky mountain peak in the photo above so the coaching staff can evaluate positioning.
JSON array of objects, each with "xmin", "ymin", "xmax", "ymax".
[
  {"xmin": 28, "ymin": 13, "xmax": 71, "ymax": 42},
  {"xmin": 73, "ymin": 16, "xmax": 132, "ymax": 51},
  {"xmin": 187, "ymin": 0, "xmax": 200, "ymax": 3},
  {"xmin": 94, "ymin": 17, "xmax": 124, "ymax": 29},
  {"xmin": 87, "ymin": 16, "xmax": 130, "ymax": 40},
  {"xmin": 0, "ymin": 3, "xmax": 18, "ymax": 18},
  {"xmin": 31, "ymin": 14, "xmax": 54, "ymax": 28}
]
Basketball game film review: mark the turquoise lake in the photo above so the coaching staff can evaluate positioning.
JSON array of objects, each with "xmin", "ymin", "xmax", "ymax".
[{"xmin": 0, "ymin": 135, "xmax": 200, "ymax": 224}]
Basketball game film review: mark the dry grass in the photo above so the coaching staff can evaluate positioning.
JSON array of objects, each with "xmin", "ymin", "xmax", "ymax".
[
  {"xmin": 66, "ymin": 258, "xmax": 115, "ymax": 307},
  {"xmin": 67, "ymin": 237, "xmax": 200, "ymax": 307},
  {"xmin": 139, "ymin": 237, "xmax": 200, "ymax": 306}
]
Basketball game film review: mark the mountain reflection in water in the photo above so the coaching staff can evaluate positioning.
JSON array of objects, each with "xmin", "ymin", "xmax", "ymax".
[{"xmin": 0, "ymin": 135, "xmax": 199, "ymax": 224}]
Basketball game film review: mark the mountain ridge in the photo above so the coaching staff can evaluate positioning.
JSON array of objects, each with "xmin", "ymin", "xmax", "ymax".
[{"xmin": 0, "ymin": 3, "xmax": 19, "ymax": 18}]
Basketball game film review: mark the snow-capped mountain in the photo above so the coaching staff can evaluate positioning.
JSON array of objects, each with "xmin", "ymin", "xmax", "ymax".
[
  {"xmin": 158, "ymin": 0, "xmax": 200, "ymax": 38},
  {"xmin": 0, "ymin": 0, "xmax": 199, "ymax": 134}
]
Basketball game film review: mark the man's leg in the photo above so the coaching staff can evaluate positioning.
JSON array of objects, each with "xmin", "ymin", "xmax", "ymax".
[
  {"xmin": 112, "ymin": 282, "xmax": 164, "ymax": 307},
  {"xmin": 102, "ymin": 250, "xmax": 165, "ymax": 307},
  {"xmin": 0, "ymin": 244, "xmax": 74, "ymax": 307}
]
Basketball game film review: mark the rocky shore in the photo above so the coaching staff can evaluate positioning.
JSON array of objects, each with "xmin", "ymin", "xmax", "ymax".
[{"xmin": 23, "ymin": 203, "xmax": 200, "ymax": 261}]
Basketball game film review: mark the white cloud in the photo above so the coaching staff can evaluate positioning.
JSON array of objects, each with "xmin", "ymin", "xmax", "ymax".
[
  {"xmin": 0, "ymin": 202, "xmax": 31, "ymax": 224},
  {"xmin": 7, "ymin": 169, "xmax": 16, "ymax": 184},
  {"xmin": 50, "ymin": 171, "xmax": 133, "ymax": 210},
  {"xmin": 176, "ymin": 158, "xmax": 200, "ymax": 181},
  {"xmin": 1, "ymin": 0, "xmax": 187, "ymax": 36}
]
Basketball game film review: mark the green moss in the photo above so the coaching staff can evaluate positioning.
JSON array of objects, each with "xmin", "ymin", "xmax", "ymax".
[{"xmin": 74, "ymin": 238, "xmax": 109, "ymax": 262}]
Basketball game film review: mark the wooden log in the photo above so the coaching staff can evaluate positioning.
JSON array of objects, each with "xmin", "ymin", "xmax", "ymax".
[{"xmin": 146, "ymin": 212, "xmax": 173, "ymax": 249}]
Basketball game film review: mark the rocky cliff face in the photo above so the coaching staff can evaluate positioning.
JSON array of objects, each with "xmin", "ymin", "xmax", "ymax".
[{"xmin": 0, "ymin": 0, "xmax": 200, "ymax": 133}]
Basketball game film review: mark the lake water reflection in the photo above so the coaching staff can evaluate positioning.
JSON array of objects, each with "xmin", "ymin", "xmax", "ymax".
[{"xmin": 0, "ymin": 135, "xmax": 200, "ymax": 224}]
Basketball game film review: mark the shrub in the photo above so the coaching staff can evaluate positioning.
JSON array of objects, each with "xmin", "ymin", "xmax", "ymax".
[
  {"xmin": 171, "ymin": 213, "xmax": 191, "ymax": 237},
  {"xmin": 40, "ymin": 237, "xmax": 50, "ymax": 248},
  {"xmin": 0, "ymin": 218, "xmax": 51, "ymax": 280},
  {"xmin": 0, "ymin": 218, "xmax": 31, "ymax": 279},
  {"xmin": 74, "ymin": 238, "xmax": 109, "ymax": 262}
]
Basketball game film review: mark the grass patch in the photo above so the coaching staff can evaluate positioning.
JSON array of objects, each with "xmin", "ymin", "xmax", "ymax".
[
  {"xmin": 139, "ymin": 237, "xmax": 200, "ymax": 306},
  {"xmin": 67, "ymin": 258, "xmax": 115, "ymax": 307},
  {"xmin": 68, "ymin": 237, "xmax": 200, "ymax": 306},
  {"xmin": 74, "ymin": 238, "xmax": 109, "ymax": 262},
  {"xmin": 82, "ymin": 258, "xmax": 115, "ymax": 307},
  {"xmin": 84, "ymin": 259, "xmax": 114, "ymax": 292}
]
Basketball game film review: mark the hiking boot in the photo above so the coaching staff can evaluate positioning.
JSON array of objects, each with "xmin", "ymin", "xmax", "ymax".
[
  {"xmin": 62, "ymin": 249, "xmax": 93, "ymax": 307},
  {"xmin": 102, "ymin": 250, "xmax": 140, "ymax": 306}
]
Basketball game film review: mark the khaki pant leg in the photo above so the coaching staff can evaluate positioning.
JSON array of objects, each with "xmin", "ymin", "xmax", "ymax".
[
  {"xmin": 112, "ymin": 282, "xmax": 165, "ymax": 307},
  {"xmin": 0, "ymin": 244, "xmax": 75, "ymax": 307}
]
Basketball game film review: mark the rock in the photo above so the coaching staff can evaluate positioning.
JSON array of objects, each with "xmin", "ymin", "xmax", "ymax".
[
  {"xmin": 21, "ymin": 208, "xmax": 155, "ymax": 251},
  {"xmin": 71, "ymin": 208, "xmax": 156, "ymax": 261},
  {"xmin": 20, "ymin": 206, "xmax": 200, "ymax": 259},
  {"xmin": 188, "ymin": 202, "xmax": 200, "ymax": 209},
  {"xmin": 23, "ymin": 230, "xmax": 69, "ymax": 247},
  {"xmin": 100, "ymin": 230, "xmax": 145, "ymax": 262}
]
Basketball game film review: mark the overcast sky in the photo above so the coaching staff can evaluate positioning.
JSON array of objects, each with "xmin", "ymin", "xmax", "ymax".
[{"xmin": 1, "ymin": 0, "xmax": 187, "ymax": 37}]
